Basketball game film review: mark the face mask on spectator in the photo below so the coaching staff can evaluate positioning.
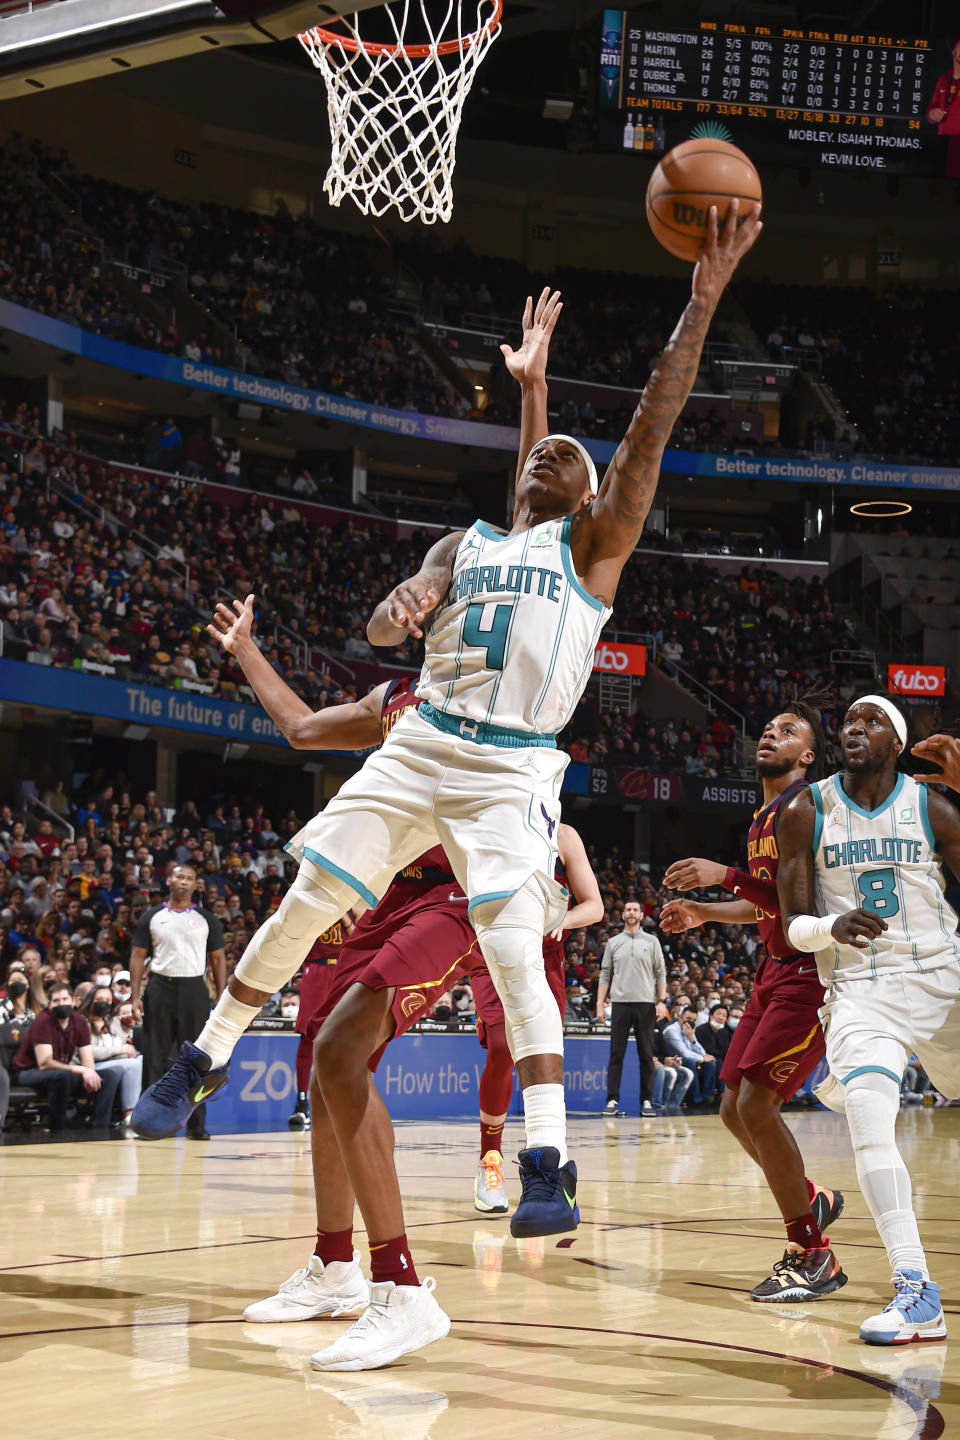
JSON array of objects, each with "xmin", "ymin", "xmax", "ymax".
[
  {"xmin": 728, "ymin": 1017, "xmax": 740, "ymax": 1029},
  {"xmin": 52, "ymin": 1002, "xmax": 73, "ymax": 1020},
  {"xmin": 281, "ymin": 1003, "xmax": 298, "ymax": 1019},
  {"xmin": 709, "ymin": 1019, "xmax": 724, "ymax": 1030},
  {"xmin": 92, "ymin": 1000, "xmax": 112, "ymax": 1017},
  {"xmin": 113, "ymin": 983, "xmax": 132, "ymax": 999},
  {"xmin": 94, "ymin": 971, "xmax": 112, "ymax": 987},
  {"xmin": 7, "ymin": 980, "xmax": 27, "ymax": 998}
]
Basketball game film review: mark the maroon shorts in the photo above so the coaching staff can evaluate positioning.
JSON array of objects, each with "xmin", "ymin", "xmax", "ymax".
[
  {"xmin": 720, "ymin": 958, "xmax": 826, "ymax": 1100},
  {"xmin": 296, "ymin": 959, "xmax": 341, "ymax": 1044},
  {"xmin": 470, "ymin": 942, "xmax": 567, "ymax": 1049},
  {"xmin": 311, "ymin": 881, "xmax": 480, "ymax": 1070}
]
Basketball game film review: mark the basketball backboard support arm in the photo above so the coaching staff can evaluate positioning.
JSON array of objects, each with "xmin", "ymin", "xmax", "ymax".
[{"xmin": 0, "ymin": 0, "xmax": 383, "ymax": 101}]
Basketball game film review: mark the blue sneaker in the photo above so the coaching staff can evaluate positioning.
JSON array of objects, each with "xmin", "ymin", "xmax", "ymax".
[
  {"xmin": 509, "ymin": 1147, "xmax": 579, "ymax": 1238},
  {"xmin": 132, "ymin": 1043, "xmax": 230, "ymax": 1139},
  {"xmin": 859, "ymin": 1269, "xmax": 947, "ymax": 1345}
]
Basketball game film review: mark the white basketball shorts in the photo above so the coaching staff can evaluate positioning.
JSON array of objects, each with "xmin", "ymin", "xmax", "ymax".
[
  {"xmin": 815, "ymin": 964, "xmax": 960, "ymax": 1111},
  {"xmin": 285, "ymin": 707, "xmax": 569, "ymax": 931}
]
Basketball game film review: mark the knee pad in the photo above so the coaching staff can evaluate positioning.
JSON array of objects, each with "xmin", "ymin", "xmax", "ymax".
[
  {"xmin": 234, "ymin": 866, "xmax": 356, "ymax": 994},
  {"xmin": 473, "ymin": 881, "xmax": 563, "ymax": 1063}
]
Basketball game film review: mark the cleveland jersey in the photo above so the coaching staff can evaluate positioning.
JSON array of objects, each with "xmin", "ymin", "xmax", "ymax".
[
  {"xmin": 811, "ymin": 772, "xmax": 960, "ymax": 983},
  {"xmin": 417, "ymin": 517, "xmax": 612, "ymax": 737},
  {"xmin": 381, "ymin": 678, "xmax": 460, "ymax": 891},
  {"xmin": 741, "ymin": 779, "xmax": 807, "ymax": 961}
]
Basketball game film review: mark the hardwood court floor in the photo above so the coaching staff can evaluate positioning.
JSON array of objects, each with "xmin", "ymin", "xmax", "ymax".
[{"xmin": 1, "ymin": 1109, "xmax": 957, "ymax": 1440}]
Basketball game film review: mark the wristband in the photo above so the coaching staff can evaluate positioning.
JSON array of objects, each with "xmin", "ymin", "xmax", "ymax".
[{"xmin": 786, "ymin": 913, "xmax": 841, "ymax": 952}]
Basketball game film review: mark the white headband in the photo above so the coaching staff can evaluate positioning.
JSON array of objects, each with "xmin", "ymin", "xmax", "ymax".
[
  {"xmin": 848, "ymin": 694, "xmax": 908, "ymax": 749},
  {"xmin": 542, "ymin": 434, "xmax": 599, "ymax": 495}
]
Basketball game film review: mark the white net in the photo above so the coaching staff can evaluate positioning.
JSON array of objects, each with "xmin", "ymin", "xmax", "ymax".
[{"xmin": 298, "ymin": 1, "xmax": 502, "ymax": 226}]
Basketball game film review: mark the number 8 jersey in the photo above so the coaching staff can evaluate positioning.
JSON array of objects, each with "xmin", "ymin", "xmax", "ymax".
[
  {"xmin": 418, "ymin": 518, "xmax": 612, "ymax": 738},
  {"xmin": 810, "ymin": 771, "xmax": 960, "ymax": 983}
]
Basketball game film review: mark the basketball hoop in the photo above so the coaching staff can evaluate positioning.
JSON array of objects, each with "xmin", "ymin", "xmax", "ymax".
[{"xmin": 298, "ymin": 2, "xmax": 503, "ymax": 225}]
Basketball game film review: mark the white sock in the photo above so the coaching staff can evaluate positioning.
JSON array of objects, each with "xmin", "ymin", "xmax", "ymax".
[
  {"xmin": 196, "ymin": 992, "xmax": 261, "ymax": 1068},
  {"xmin": 522, "ymin": 1083, "xmax": 567, "ymax": 1166},
  {"xmin": 845, "ymin": 1076, "xmax": 928, "ymax": 1279}
]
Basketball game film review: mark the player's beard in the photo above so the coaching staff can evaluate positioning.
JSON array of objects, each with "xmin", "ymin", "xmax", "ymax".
[{"xmin": 756, "ymin": 753, "xmax": 799, "ymax": 778}]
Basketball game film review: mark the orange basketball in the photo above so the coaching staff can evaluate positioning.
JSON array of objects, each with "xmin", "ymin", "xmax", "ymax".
[{"xmin": 645, "ymin": 139, "xmax": 762, "ymax": 263}]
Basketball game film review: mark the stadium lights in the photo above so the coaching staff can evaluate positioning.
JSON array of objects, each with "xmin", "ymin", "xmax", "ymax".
[{"xmin": 850, "ymin": 500, "xmax": 912, "ymax": 517}]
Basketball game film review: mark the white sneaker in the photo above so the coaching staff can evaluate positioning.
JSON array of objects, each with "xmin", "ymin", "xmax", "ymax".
[
  {"xmin": 310, "ymin": 1278, "xmax": 450, "ymax": 1371},
  {"xmin": 641, "ymin": 1100, "xmax": 655, "ymax": 1117},
  {"xmin": 242, "ymin": 1252, "xmax": 369, "ymax": 1322},
  {"xmin": 602, "ymin": 1099, "xmax": 620, "ymax": 1116},
  {"xmin": 859, "ymin": 1269, "xmax": 947, "ymax": 1345},
  {"xmin": 474, "ymin": 1151, "xmax": 508, "ymax": 1214}
]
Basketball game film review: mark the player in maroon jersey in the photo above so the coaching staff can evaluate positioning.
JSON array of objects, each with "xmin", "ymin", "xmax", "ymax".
[
  {"xmin": 661, "ymin": 703, "xmax": 848, "ymax": 1303},
  {"xmin": 287, "ymin": 919, "xmax": 353, "ymax": 1129}
]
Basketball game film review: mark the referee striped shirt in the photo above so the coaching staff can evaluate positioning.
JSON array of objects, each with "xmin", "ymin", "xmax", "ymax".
[{"xmin": 132, "ymin": 903, "xmax": 225, "ymax": 978}]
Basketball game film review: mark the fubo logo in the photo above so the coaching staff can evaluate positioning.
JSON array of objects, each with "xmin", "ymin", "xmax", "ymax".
[
  {"xmin": 593, "ymin": 642, "xmax": 647, "ymax": 677},
  {"xmin": 887, "ymin": 663, "xmax": 946, "ymax": 697}
]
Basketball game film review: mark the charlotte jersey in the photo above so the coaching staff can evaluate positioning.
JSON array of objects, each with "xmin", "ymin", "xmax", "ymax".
[
  {"xmin": 811, "ymin": 771, "xmax": 960, "ymax": 983},
  {"xmin": 382, "ymin": 678, "xmax": 462, "ymax": 892},
  {"xmin": 417, "ymin": 517, "xmax": 612, "ymax": 737}
]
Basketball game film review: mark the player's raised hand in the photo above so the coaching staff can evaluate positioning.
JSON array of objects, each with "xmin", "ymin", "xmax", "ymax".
[
  {"xmin": 831, "ymin": 908, "xmax": 887, "ymax": 949},
  {"xmin": 659, "ymin": 898, "xmax": 703, "ymax": 933},
  {"xmin": 500, "ymin": 286, "xmax": 563, "ymax": 388},
  {"xmin": 911, "ymin": 733, "xmax": 960, "ymax": 792},
  {"xmin": 691, "ymin": 197, "xmax": 763, "ymax": 309},
  {"xmin": 663, "ymin": 856, "xmax": 726, "ymax": 891},
  {"xmin": 207, "ymin": 593, "xmax": 256, "ymax": 654},
  {"xmin": 385, "ymin": 579, "xmax": 440, "ymax": 640}
]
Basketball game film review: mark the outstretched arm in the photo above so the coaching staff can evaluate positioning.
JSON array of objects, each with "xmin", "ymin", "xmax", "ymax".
[
  {"xmin": 660, "ymin": 897, "xmax": 757, "ymax": 933},
  {"xmin": 551, "ymin": 823, "xmax": 604, "ymax": 938},
  {"xmin": 574, "ymin": 201, "xmax": 762, "ymax": 588},
  {"xmin": 207, "ymin": 595, "xmax": 387, "ymax": 750},
  {"xmin": 367, "ymin": 529, "xmax": 464, "ymax": 647},
  {"xmin": 501, "ymin": 286, "xmax": 563, "ymax": 484}
]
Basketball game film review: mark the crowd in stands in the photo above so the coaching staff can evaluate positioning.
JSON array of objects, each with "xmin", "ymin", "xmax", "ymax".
[
  {"xmin": 0, "ymin": 401, "xmax": 857, "ymax": 744},
  {"xmin": 745, "ymin": 280, "xmax": 960, "ymax": 463},
  {"xmin": 5, "ymin": 134, "xmax": 959, "ymax": 466}
]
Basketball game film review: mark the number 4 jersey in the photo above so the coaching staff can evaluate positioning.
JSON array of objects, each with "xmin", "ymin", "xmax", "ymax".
[
  {"xmin": 418, "ymin": 517, "xmax": 612, "ymax": 738},
  {"xmin": 811, "ymin": 772, "xmax": 960, "ymax": 983}
]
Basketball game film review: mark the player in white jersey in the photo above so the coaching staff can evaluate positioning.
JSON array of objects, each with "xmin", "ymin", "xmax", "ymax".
[
  {"xmin": 777, "ymin": 695, "xmax": 960, "ymax": 1346},
  {"xmin": 134, "ymin": 203, "xmax": 762, "ymax": 1369}
]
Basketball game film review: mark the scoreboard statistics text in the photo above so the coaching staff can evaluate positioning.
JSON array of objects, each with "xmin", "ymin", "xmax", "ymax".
[{"xmin": 599, "ymin": 12, "xmax": 948, "ymax": 173}]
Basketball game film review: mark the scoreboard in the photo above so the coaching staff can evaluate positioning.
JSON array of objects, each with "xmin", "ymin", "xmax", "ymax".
[{"xmin": 599, "ymin": 12, "xmax": 950, "ymax": 174}]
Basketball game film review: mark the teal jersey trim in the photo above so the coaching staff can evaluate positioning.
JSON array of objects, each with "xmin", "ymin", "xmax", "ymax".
[
  {"xmin": 419, "ymin": 700, "xmax": 556, "ymax": 749},
  {"xmin": 301, "ymin": 847, "xmax": 378, "ymax": 909},
  {"xmin": 841, "ymin": 1064, "xmax": 902, "ymax": 1087},
  {"xmin": 917, "ymin": 783, "xmax": 937, "ymax": 852},
  {"xmin": 473, "ymin": 520, "xmax": 511, "ymax": 542},
  {"xmin": 560, "ymin": 515, "xmax": 606, "ymax": 613},
  {"xmin": 811, "ymin": 782, "xmax": 824, "ymax": 853},
  {"xmin": 835, "ymin": 771, "xmax": 905, "ymax": 820},
  {"xmin": 468, "ymin": 888, "xmax": 517, "ymax": 917}
]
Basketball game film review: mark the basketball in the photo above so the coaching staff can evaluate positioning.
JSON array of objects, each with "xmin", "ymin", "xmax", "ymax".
[{"xmin": 645, "ymin": 139, "xmax": 763, "ymax": 262}]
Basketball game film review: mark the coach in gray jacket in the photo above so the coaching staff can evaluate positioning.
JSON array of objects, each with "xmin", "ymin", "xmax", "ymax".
[{"xmin": 596, "ymin": 901, "xmax": 666, "ymax": 1116}]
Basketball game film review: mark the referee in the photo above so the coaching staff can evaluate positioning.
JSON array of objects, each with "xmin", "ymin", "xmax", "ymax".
[
  {"xmin": 596, "ymin": 900, "xmax": 666, "ymax": 1118},
  {"xmin": 130, "ymin": 864, "xmax": 226, "ymax": 1139}
]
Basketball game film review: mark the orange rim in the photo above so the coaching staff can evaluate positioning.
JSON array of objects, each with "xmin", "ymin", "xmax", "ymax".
[{"xmin": 301, "ymin": 0, "xmax": 502, "ymax": 59}]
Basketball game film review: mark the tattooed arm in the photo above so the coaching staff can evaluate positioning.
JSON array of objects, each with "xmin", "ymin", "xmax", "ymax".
[
  {"xmin": 572, "ymin": 201, "xmax": 762, "ymax": 599},
  {"xmin": 367, "ymin": 529, "xmax": 465, "ymax": 646}
]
